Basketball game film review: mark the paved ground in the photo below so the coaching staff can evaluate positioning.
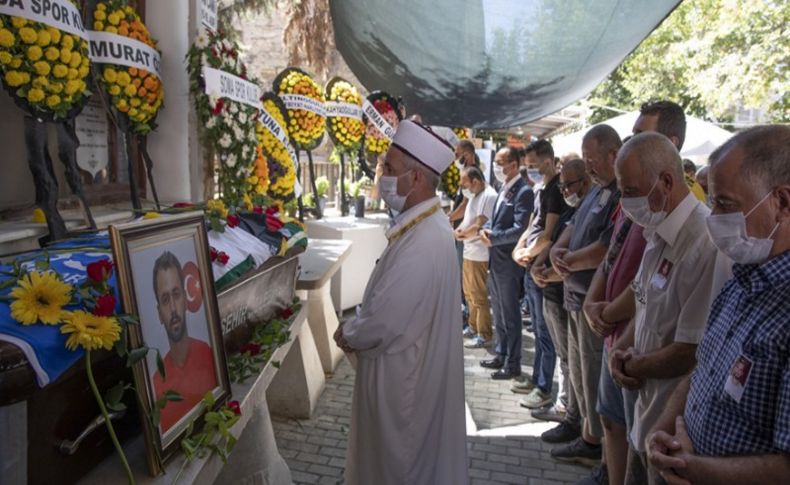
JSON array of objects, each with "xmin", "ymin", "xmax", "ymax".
[{"xmin": 272, "ymin": 323, "xmax": 591, "ymax": 485}]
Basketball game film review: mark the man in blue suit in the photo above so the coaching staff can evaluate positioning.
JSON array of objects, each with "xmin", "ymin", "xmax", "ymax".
[{"xmin": 479, "ymin": 147, "xmax": 535, "ymax": 379}]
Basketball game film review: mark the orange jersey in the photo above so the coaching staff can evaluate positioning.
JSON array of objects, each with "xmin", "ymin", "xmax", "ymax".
[{"xmin": 153, "ymin": 337, "xmax": 218, "ymax": 433}]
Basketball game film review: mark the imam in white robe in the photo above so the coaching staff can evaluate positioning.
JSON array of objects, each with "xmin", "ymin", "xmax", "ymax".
[{"xmin": 342, "ymin": 197, "xmax": 469, "ymax": 485}]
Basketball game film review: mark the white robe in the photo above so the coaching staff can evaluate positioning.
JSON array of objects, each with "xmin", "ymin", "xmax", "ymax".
[{"xmin": 342, "ymin": 197, "xmax": 469, "ymax": 485}]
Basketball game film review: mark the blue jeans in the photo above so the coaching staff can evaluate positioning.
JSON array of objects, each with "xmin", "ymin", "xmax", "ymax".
[
  {"xmin": 489, "ymin": 266, "xmax": 524, "ymax": 372},
  {"xmin": 524, "ymin": 274, "xmax": 556, "ymax": 393}
]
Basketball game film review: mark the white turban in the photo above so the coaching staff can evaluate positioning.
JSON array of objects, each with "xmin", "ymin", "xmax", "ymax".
[{"xmin": 391, "ymin": 120, "xmax": 454, "ymax": 174}]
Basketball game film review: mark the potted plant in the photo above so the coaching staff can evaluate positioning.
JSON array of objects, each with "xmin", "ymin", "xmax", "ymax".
[
  {"xmin": 350, "ymin": 176, "xmax": 371, "ymax": 218},
  {"xmin": 314, "ymin": 176, "xmax": 330, "ymax": 215}
]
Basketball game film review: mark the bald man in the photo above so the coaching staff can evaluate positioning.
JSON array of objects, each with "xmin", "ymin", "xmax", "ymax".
[{"xmin": 610, "ymin": 133, "xmax": 730, "ymax": 484}]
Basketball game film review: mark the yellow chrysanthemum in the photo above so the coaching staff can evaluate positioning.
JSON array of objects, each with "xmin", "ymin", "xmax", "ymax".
[
  {"xmin": 116, "ymin": 71, "xmax": 130, "ymax": 87},
  {"xmin": 108, "ymin": 13, "xmax": 121, "ymax": 26},
  {"xmin": 11, "ymin": 17, "xmax": 27, "ymax": 28},
  {"xmin": 66, "ymin": 68, "xmax": 78, "ymax": 80},
  {"xmin": 27, "ymin": 45, "xmax": 43, "ymax": 61},
  {"xmin": 0, "ymin": 52, "xmax": 11, "ymax": 65},
  {"xmin": 52, "ymin": 64, "xmax": 68, "ymax": 78},
  {"xmin": 64, "ymin": 80, "xmax": 81, "ymax": 95},
  {"xmin": 32, "ymin": 76, "xmax": 48, "ymax": 88},
  {"xmin": 49, "ymin": 82, "xmax": 63, "ymax": 93},
  {"xmin": 93, "ymin": 21, "xmax": 104, "ymax": 31},
  {"xmin": 60, "ymin": 311, "xmax": 121, "ymax": 351},
  {"xmin": 108, "ymin": 85, "xmax": 121, "ymax": 96},
  {"xmin": 4, "ymin": 71, "xmax": 28, "ymax": 87},
  {"xmin": 123, "ymin": 84, "xmax": 137, "ymax": 97},
  {"xmin": 68, "ymin": 52, "xmax": 82, "ymax": 69},
  {"xmin": 59, "ymin": 48, "xmax": 72, "ymax": 64},
  {"xmin": 0, "ymin": 29, "xmax": 15, "ymax": 48},
  {"xmin": 46, "ymin": 95, "xmax": 61, "ymax": 108},
  {"xmin": 33, "ymin": 61, "xmax": 50, "ymax": 76},
  {"xmin": 103, "ymin": 67, "xmax": 117, "ymax": 83},
  {"xmin": 9, "ymin": 57, "xmax": 21, "ymax": 68},
  {"xmin": 61, "ymin": 34, "xmax": 74, "ymax": 50},
  {"xmin": 78, "ymin": 66, "xmax": 89, "ymax": 78},
  {"xmin": 18, "ymin": 27, "xmax": 37, "ymax": 44},
  {"xmin": 10, "ymin": 271, "xmax": 72, "ymax": 325},
  {"xmin": 47, "ymin": 27, "xmax": 61, "ymax": 44},
  {"xmin": 45, "ymin": 46, "xmax": 60, "ymax": 61},
  {"xmin": 94, "ymin": 10, "xmax": 107, "ymax": 21},
  {"xmin": 27, "ymin": 88, "xmax": 45, "ymax": 103},
  {"xmin": 36, "ymin": 30, "xmax": 51, "ymax": 47},
  {"xmin": 105, "ymin": 26, "xmax": 117, "ymax": 35}
]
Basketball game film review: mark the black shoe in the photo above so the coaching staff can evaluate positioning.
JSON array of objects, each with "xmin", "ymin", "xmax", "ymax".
[
  {"xmin": 480, "ymin": 358, "xmax": 504, "ymax": 369},
  {"xmin": 551, "ymin": 437, "xmax": 602, "ymax": 467},
  {"xmin": 576, "ymin": 464, "xmax": 609, "ymax": 484},
  {"xmin": 491, "ymin": 368, "xmax": 521, "ymax": 380},
  {"xmin": 541, "ymin": 420, "xmax": 581, "ymax": 443}
]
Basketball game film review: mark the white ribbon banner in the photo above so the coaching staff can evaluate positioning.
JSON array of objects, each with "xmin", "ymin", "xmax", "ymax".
[
  {"xmin": 202, "ymin": 66, "xmax": 261, "ymax": 111},
  {"xmin": 259, "ymin": 105, "xmax": 298, "ymax": 168},
  {"xmin": 281, "ymin": 94, "xmax": 326, "ymax": 118},
  {"xmin": 198, "ymin": 0, "xmax": 217, "ymax": 31},
  {"xmin": 88, "ymin": 30, "xmax": 162, "ymax": 78},
  {"xmin": 362, "ymin": 99, "xmax": 396, "ymax": 140},
  {"xmin": 0, "ymin": 0, "xmax": 88, "ymax": 40},
  {"xmin": 324, "ymin": 101, "xmax": 363, "ymax": 120}
]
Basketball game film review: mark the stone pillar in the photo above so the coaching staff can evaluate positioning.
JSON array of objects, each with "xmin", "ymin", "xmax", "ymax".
[{"xmin": 144, "ymin": 1, "xmax": 205, "ymax": 204}]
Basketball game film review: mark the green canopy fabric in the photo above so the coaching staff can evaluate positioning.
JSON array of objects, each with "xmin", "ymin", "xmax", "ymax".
[{"xmin": 331, "ymin": 0, "xmax": 681, "ymax": 128}]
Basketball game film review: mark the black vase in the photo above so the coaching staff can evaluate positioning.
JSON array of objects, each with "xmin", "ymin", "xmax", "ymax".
[{"xmin": 354, "ymin": 196, "xmax": 365, "ymax": 218}]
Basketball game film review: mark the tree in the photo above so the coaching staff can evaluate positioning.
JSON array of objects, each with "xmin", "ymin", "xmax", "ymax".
[{"xmin": 588, "ymin": 0, "xmax": 789, "ymax": 124}]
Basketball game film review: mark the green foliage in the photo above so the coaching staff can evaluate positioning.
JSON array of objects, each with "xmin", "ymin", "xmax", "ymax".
[
  {"xmin": 315, "ymin": 176, "xmax": 330, "ymax": 197},
  {"xmin": 588, "ymin": 0, "xmax": 789, "ymax": 123}
]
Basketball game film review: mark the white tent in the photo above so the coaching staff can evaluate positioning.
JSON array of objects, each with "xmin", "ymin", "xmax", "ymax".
[{"xmin": 551, "ymin": 111, "xmax": 733, "ymax": 160}]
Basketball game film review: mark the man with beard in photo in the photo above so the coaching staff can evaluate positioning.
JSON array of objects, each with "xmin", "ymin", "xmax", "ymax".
[{"xmin": 151, "ymin": 251, "xmax": 217, "ymax": 432}]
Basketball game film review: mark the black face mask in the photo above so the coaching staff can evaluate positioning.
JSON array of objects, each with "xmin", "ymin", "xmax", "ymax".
[{"xmin": 519, "ymin": 166, "xmax": 529, "ymax": 179}]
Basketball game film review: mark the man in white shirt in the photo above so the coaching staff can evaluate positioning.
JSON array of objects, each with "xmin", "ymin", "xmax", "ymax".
[
  {"xmin": 609, "ymin": 133, "xmax": 730, "ymax": 484},
  {"xmin": 455, "ymin": 165, "xmax": 498, "ymax": 348}
]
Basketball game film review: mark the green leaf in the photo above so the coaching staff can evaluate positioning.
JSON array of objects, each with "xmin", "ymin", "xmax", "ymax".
[
  {"xmin": 156, "ymin": 350, "xmax": 166, "ymax": 380},
  {"xmin": 106, "ymin": 401, "xmax": 127, "ymax": 412},
  {"xmin": 203, "ymin": 391, "xmax": 216, "ymax": 407},
  {"xmin": 127, "ymin": 347, "xmax": 149, "ymax": 367},
  {"xmin": 34, "ymin": 259, "xmax": 49, "ymax": 271},
  {"xmin": 104, "ymin": 381, "xmax": 126, "ymax": 407},
  {"xmin": 114, "ymin": 328, "xmax": 128, "ymax": 357},
  {"xmin": 272, "ymin": 360, "xmax": 280, "ymax": 369}
]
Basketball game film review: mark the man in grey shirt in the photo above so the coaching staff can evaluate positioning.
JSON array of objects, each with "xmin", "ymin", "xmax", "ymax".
[{"xmin": 547, "ymin": 125, "xmax": 622, "ymax": 467}]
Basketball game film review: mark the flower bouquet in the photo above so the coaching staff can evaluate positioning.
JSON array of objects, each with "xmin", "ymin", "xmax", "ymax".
[
  {"xmin": 274, "ymin": 67, "xmax": 326, "ymax": 218},
  {"xmin": 440, "ymin": 161, "xmax": 461, "ymax": 199},
  {"xmin": 257, "ymin": 93, "xmax": 297, "ymax": 204},
  {"xmin": 92, "ymin": 1, "xmax": 165, "ymax": 211},
  {"xmin": 187, "ymin": 28, "xmax": 259, "ymax": 211},
  {"xmin": 325, "ymin": 77, "xmax": 364, "ymax": 215},
  {"xmin": 363, "ymin": 91, "xmax": 401, "ymax": 156},
  {"xmin": 0, "ymin": 4, "xmax": 95, "ymax": 239}
]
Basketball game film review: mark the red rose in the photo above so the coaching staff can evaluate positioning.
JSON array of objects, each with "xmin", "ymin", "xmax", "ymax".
[
  {"xmin": 253, "ymin": 206, "xmax": 263, "ymax": 214},
  {"xmin": 93, "ymin": 293, "xmax": 117, "ymax": 317},
  {"xmin": 217, "ymin": 252, "xmax": 230, "ymax": 265},
  {"xmin": 226, "ymin": 214, "xmax": 240, "ymax": 228},
  {"xmin": 239, "ymin": 343, "xmax": 262, "ymax": 355},
  {"xmin": 265, "ymin": 206, "xmax": 278, "ymax": 216},
  {"xmin": 213, "ymin": 99, "xmax": 224, "ymax": 115},
  {"xmin": 87, "ymin": 259, "xmax": 113, "ymax": 283},
  {"xmin": 227, "ymin": 400, "xmax": 241, "ymax": 416},
  {"xmin": 210, "ymin": 246, "xmax": 219, "ymax": 261},
  {"xmin": 278, "ymin": 307, "xmax": 294, "ymax": 319}
]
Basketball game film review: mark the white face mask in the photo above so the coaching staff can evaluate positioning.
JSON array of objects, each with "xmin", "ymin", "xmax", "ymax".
[
  {"xmin": 706, "ymin": 191, "xmax": 780, "ymax": 265},
  {"xmin": 454, "ymin": 158, "xmax": 464, "ymax": 170},
  {"xmin": 620, "ymin": 178, "xmax": 667, "ymax": 229},
  {"xmin": 379, "ymin": 171, "xmax": 413, "ymax": 212},
  {"xmin": 494, "ymin": 164, "xmax": 507, "ymax": 183},
  {"xmin": 564, "ymin": 193, "xmax": 581, "ymax": 208},
  {"xmin": 462, "ymin": 187, "xmax": 475, "ymax": 199}
]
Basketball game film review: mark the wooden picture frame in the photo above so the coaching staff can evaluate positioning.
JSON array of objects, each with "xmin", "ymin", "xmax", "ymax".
[{"xmin": 109, "ymin": 212, "xmax": 230, "ymax": 476}]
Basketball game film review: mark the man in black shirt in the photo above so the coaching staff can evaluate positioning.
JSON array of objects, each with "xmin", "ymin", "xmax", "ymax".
[{"xmin": 511, "ymin": 140, "xmax": 569, "ymax": 408}]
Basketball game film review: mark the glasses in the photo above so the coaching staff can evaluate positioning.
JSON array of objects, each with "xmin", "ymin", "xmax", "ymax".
[{"xmin": 558, "ymin": 178, "xmax": 583, "ymax": 191}]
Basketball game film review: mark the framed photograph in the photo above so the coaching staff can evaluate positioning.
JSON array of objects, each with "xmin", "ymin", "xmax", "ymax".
[{"xmin": 110, "ymin": 212, "xmax": 230, "ymax": 475}]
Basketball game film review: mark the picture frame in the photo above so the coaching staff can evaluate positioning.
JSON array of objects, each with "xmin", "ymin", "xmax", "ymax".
[{"xmin": 109, "ymin": 212, "xmax": 231, "ymax": 476}]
